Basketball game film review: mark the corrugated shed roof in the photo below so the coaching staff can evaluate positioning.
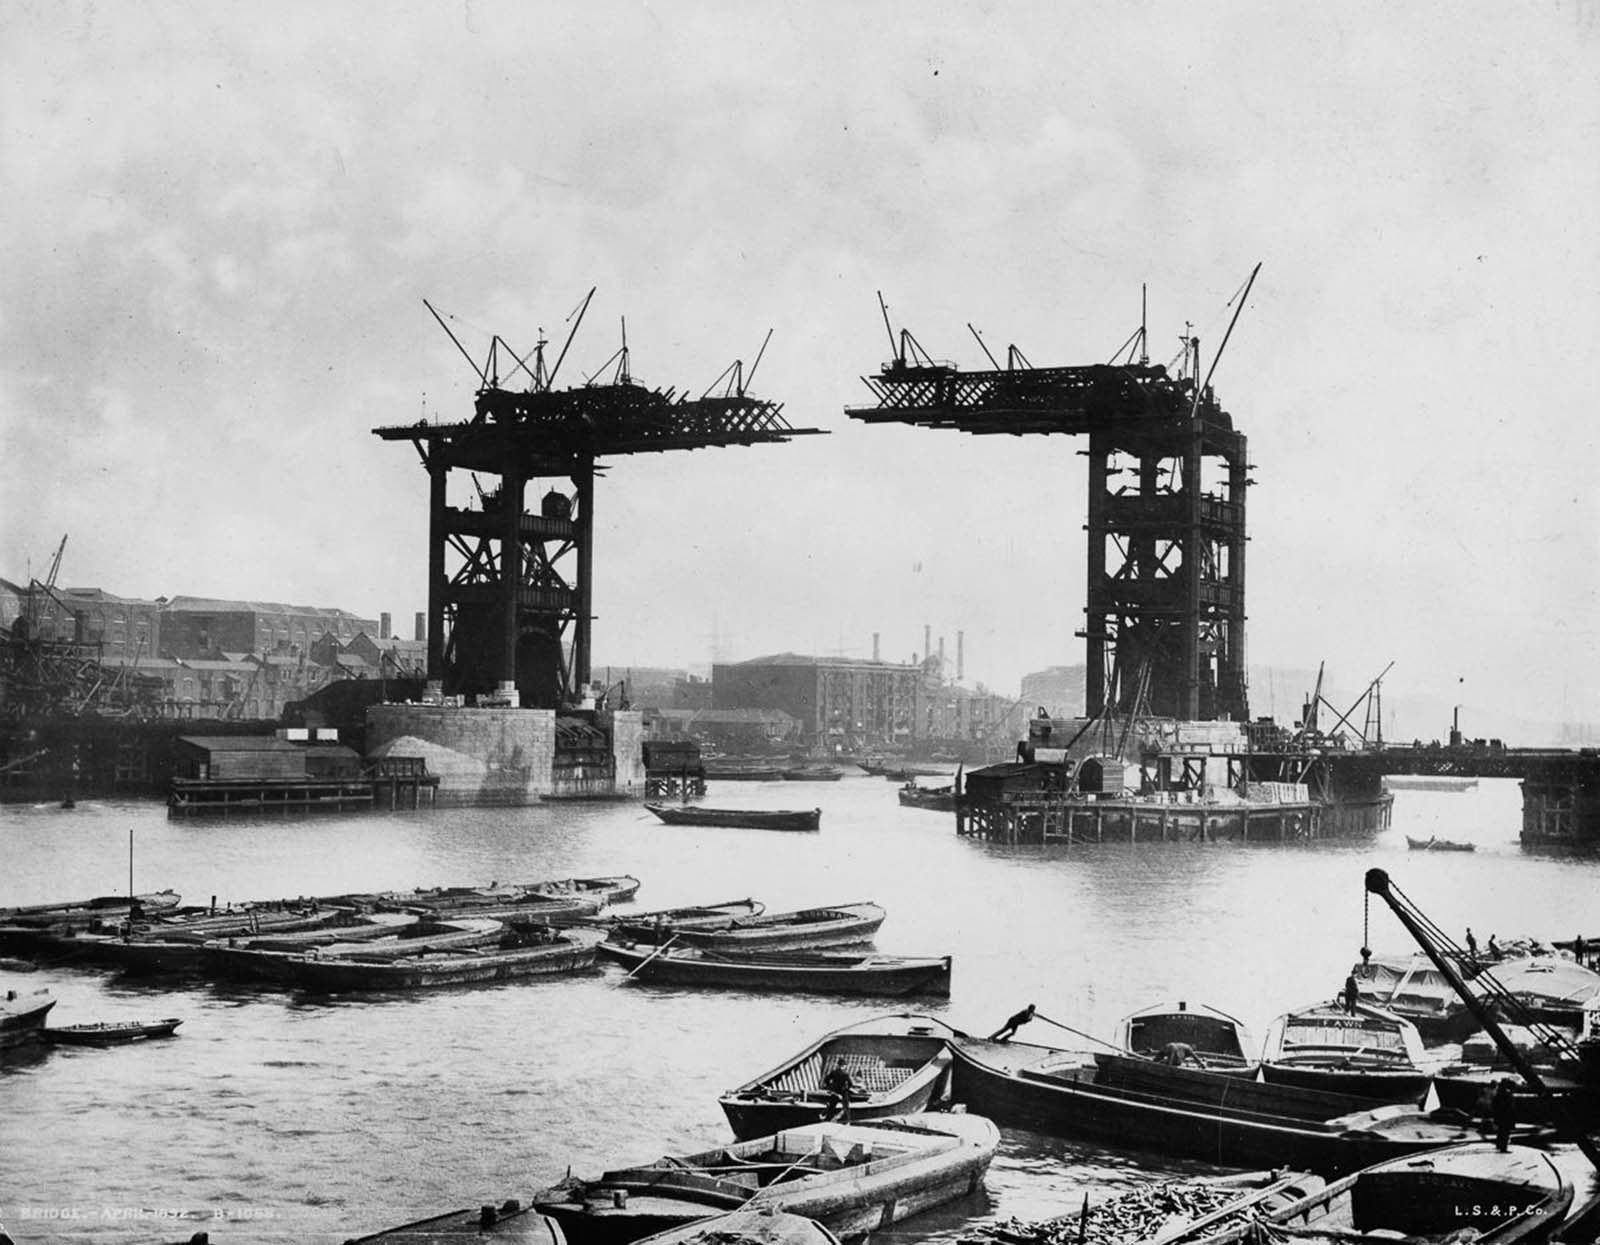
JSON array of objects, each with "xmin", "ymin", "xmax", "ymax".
[
  {"xmin": 178, "ymin": 736, "xmax": 304, "ymax": 752},
  {"xmin": 730, "ymin": 653, "xmax": 916, "ymax": 671},
  {"xmin": 163, "ymin": 596, "xmax": 371, "ymax": 619}
]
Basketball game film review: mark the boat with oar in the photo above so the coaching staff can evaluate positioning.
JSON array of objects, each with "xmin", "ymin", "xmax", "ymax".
[
  {"xmin": 533, "ymin": 1112, "xmax": 998, "ymax": 1245},
  {"xmin": 1112, "ymin": 1000, "xmax": 1259, "ymax": 1073},
  {"xmin": 947, "ymin": 1034, "xmax": 1537, "ymax": 1175},
  {"xmin": 643, "ymin": 805, "xmax": 821, "ymax": 832},
  {"xmin": 1155, "ymin": 1142, "xmax": 1572, "ymax": 1245},
  {"xmin": 597, "ymin": 941, "xmax": 951, "ymax": 998},
  {"xmin": 719, "ymin": 1014, "xmax": 955, "ymax": 1139},
  {"xmin": 43, "ymin": 1017, "xmax": 182, "ymax": 1045},
  {"xmin": 659, "ymin": 904, "xmax": 886, "ymax": 953},
  {"xmin": 595, "ymin": 899, "xmax": 765, "ymax": 938},
  {"xmin": 1405, "ymin": 834, "xmax": 1476, "ymax": 852},
  {"xmin": 1, "ymin": 987, "xmax": 56, "ymax": 1050},
  {"xmin": 344, "ymin": 1197, "xmax": 567, "ymax": 1242},
  {"xmin": 204, "ymin": 924, "xmax": 605, "ymax": 992},
  {"xmin": 1259, "ymin": 999, "xmax": 1435, "ymax": 1099},
  {"xmin": 633, "ymin": 1209, "xmax": 840, "ymax": 1245}
]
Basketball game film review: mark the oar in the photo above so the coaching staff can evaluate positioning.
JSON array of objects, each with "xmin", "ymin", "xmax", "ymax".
[
  {"xmin": 625, "ymin": 934, "xmax": 680, "ymax": 979},
  {"xmin": 1034, "ymin": 1010, "xmax": 1122, "ymax": 1054}
]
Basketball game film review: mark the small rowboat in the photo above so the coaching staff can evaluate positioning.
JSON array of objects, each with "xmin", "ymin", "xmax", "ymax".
[
  {"xmin": 597, "ymin": 942, "xmax": 952, "ymax": 997},
  {"xmin": 671, "ymin": 904, "xmax": 885, "ymax": 953},
  {"xmin": 1405, "ymin": 835, "xmax": 1475, "ymax": 852},
  {"xmin": 593, "ymin": 899, "xmax": 766, "ymax": 935},
  {"xmin": 43, "ymin": 1017, "xmax": 182, "ymax": 1045},
  {"xmin": 719, "ymin": 1014, "xmax": 957, "ymax": 1140},
  {"xmin": 644, "ymin": 805, "xmax": 821, "ymax": 832},
  {"xmin": 534, "ymin": 1112, "xmax": 998, "ymax": 1245}
]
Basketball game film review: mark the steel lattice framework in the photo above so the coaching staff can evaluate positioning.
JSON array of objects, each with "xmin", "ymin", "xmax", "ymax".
[
  {"xmin": 376, "ymin": 306, "xmax": 823, "ymax": 709},
  {"xmin": 846, "ymin": 325, "xmax": 1251, "ymax": 723}
]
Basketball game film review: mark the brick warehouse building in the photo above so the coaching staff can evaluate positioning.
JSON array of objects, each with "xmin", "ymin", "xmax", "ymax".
[{"xmin": 712, "ymin": 653, "xmax": 920, "ymax": 752}]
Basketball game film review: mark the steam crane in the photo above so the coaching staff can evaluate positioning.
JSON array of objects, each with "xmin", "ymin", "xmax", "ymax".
[
  {"xmin": 1363, "ymin": 868, "xmax": 1600, "ymax": 1183},
  {"xmin": 374, "ymin": 294, "xmax": 825, "ymax": 709},
  {"xmin": 846, "ymin": 273, "xmax": 1258, "ymax": 723}
]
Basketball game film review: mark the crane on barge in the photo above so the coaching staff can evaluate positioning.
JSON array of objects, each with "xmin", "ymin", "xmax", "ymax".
[{"xmin": 1364, "ymin": 867, "xmax": 1600, "ymax": 1240}]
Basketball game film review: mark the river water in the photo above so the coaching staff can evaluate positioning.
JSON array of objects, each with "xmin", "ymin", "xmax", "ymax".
[{"xmin": 2, "ymin": 776, "xmax": 1596, "ymax": 1243}]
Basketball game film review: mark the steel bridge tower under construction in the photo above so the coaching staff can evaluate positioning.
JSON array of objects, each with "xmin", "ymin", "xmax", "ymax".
[
  {"xmin": 845, "ymin": 282, "xmax": 1255, "ymax": 723},
  {"xmin": 375, "ymin": 294, "xmax": 824, "ymax": 710}
]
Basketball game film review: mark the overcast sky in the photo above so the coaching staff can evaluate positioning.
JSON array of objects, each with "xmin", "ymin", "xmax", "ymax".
[{"xmin": 3, "ymin": 1, "xmax": 1596, "ymax": 738}]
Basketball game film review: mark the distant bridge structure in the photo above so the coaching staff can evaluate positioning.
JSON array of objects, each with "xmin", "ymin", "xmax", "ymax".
[{"xmin": 374, "ymin": 293, "xmax": 825, "ymax": 709}]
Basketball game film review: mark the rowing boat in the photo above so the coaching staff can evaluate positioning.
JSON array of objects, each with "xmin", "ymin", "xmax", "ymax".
[
  {"xmin": 597, "ymin": 942, "xmax": 951, "ymax": 997},
  {"xmin": 670, "ymin": 904, "xmax": 885, "ymax": 953},
  {"xmin": 593, "ymin": 899, "xmax": 765, "ymax": 936},
  {"xmin": 43, "ymin": 1017, "xmax": 182, "ymax": 1045},
  {"xmin": 1405, "ymin": 835, "xmax": 1476, "ymax": 852},
  {"xmin": 643, "ymin": 806, "xmax": 821, "ymax": 832},
  {"xmin": 533, "ymin": 1112, "xmax": 998, "ymax": 1245},
  {"xmin": 719, "ymin": 1014, "xmax": 955, "ymax": 1139}
]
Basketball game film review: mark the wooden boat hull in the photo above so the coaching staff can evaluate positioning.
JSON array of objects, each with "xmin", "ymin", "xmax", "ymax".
[
  {"xmin": 0, "ymin": 990, "xmax": 56, "ymax": 1049},
  {"xmin": 597, "ymin": 942, "xmax": 951, "ymax": 998},
  {"xmin": 1113, "ymin": 1001, "xmax": 1257, "ymax": 1069},
  {"xmin": 1090, "ymin": 1054, "xmax": 1401, "ymax": 1120},
  {"xmin": 644, "ymin": 806, "xmax": 821, "ymax": 832},
  {"xmin": 720, "ymin": 1015, "xmax": 955, "ymax": 1140},
  {"xmin": 596, "ymin": 900, "xmax": 765, "ymax": 936},
  {"xmin": 1406, "ymin": 835, "xmax": 1476, "ymax": 851},
  {"xmin": 44, "ymin": 1018, "xmax": 182, "ymax": 1045},
  {"xmin": 1258, "ymin": 1061, "xmax": 1435, "ymax": 1100},
  {"xmin": 346, "ymin": 1200, "xmax": 567, "ymax": 1242},
  {"xmin": 1196, "ymin": 1142, "xmax": 1573, "ymax": 1245},
  {"xmin": 674, "ymin": 905, "xmax": 886, "ymax": 954},
  {"xmin": 204, "ymin": 932, "xmax": 600, "ymax": 991},
  {"xmin": 632, "ymin": 1209, "xmax": 840, "ymax": 1245},
  {"xmin": 535, "ymin": 1113, "xmax": 997, "ymax": 1245},
  {"xmin": 897, "ymin": 788, "xmax": 955, "ymax": 812},
  {"xmin": 948, "ymin": 1037, "xmax": 1511, "ymax": 1176}
]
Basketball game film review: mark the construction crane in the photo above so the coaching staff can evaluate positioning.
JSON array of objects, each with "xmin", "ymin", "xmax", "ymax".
[{"xmin": 1363, "ymin": 867, "xmax": 1600, "ymax": 1179}]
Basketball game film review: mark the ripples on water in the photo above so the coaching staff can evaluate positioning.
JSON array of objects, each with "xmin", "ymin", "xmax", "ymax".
[{"xmin": 1, "ymin": 778, "xmax": 1596, "ymax": 1242}]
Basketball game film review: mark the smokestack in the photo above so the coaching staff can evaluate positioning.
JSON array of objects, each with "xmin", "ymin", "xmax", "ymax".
[
  {"xmin": 380, "ymin": 612, "xmax": 392, "ymax": 640},
  {"xmin": 924, "ymin": 624, "xmax": 931, "ymax": 668},
  {"xmin": 958, "ymin": 630, "xmax": 965, "ymax": 681},
  {"xmin": 872, "ymin": 632, "xmax": 880, "ymax": 662},
  {"xmin": 938, "ymin": 635, "xmax": 945, "ymax": 673},
  {"xmin": 414, "ymin": 612, "xmax": 426, "ymax": 642}
]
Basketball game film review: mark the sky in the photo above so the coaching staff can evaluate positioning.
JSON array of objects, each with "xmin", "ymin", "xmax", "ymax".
[{"xmin": 3, "ymin": 1, "xmax": 1597, "ymax": 742}]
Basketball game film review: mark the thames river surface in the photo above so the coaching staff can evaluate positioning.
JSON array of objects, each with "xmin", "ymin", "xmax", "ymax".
[{"xmin": 2, "ymin": 776, "xmax": 1597, "ymax": 1243}]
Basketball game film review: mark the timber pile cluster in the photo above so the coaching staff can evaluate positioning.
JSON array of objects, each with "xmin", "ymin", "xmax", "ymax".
[{"xmin": 963, "ymin": 1181, "xmax": 1246, "ymax": 1245}]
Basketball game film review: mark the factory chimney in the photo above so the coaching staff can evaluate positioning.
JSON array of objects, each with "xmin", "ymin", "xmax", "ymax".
[
  {"xmin": 872, "ymin": 632, "xmax": 880, "ymax": 662},
  {"xmin": 380, "ymin": 612, "xmax": 392, "ymax": 640},
  {"xmin": 923, "ymin": 624, "xmax": 931, "ymax": 669},
  {"xmin": 957, "ymin": 630, "xmax": 965, "ymax": 681},
  {"xmin": 938, "ymin": 635, "xmax": 945, "ymax": 675},
  {"xmin": 414, "ymin": 612, "xmax": 426, "ymax": 642}
]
